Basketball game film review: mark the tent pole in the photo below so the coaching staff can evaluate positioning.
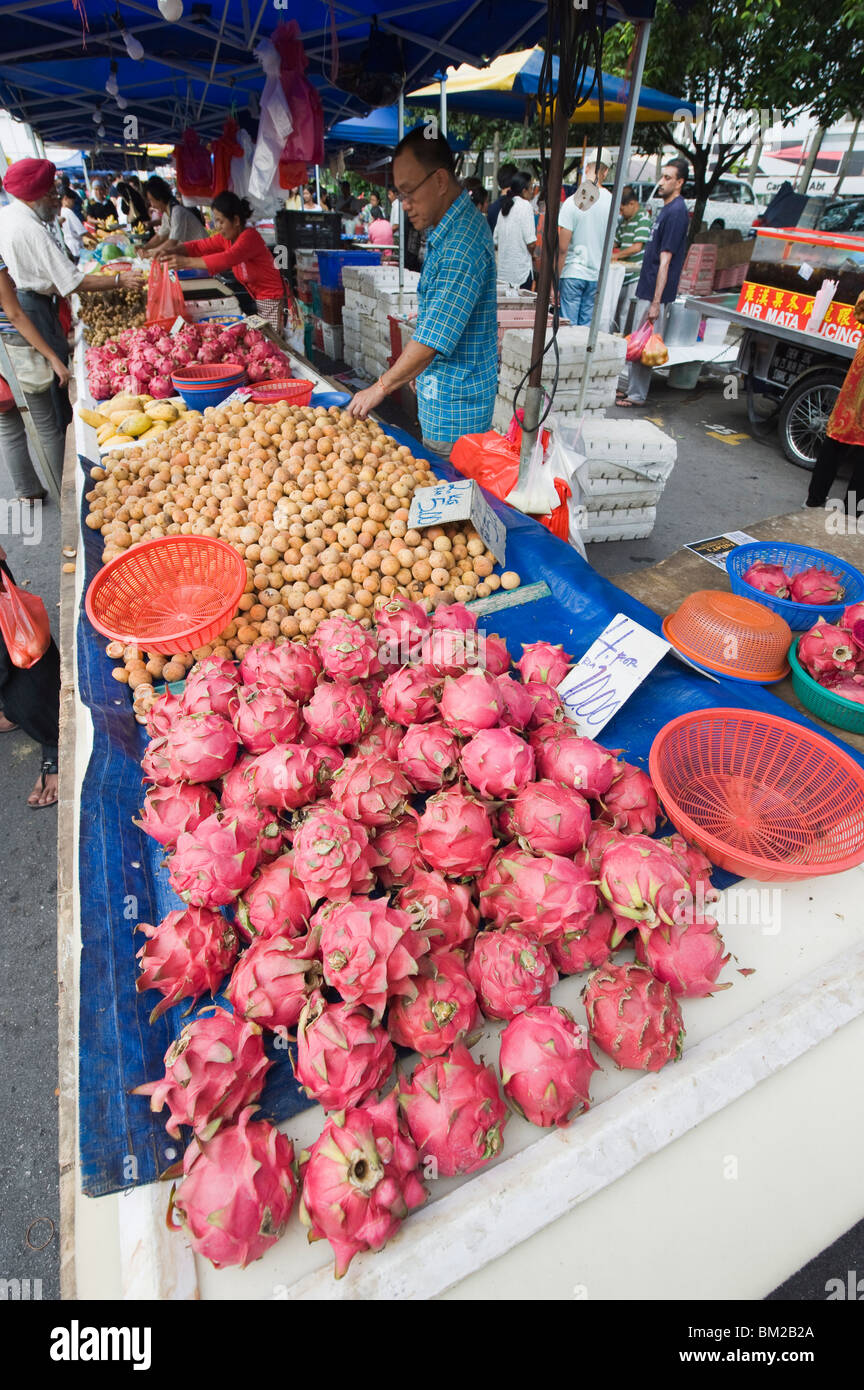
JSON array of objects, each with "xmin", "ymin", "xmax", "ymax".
[
  {"xmin": 398, "ymin": 88, "xmax": 405, "ymax": 292},
  {"xmin": 315, "ymin": 163, "xmax": 321, "ymax": 204},
  {"xmin": 492, "ymin": 129, "xmax": 500, "ymax": 189},
  {"xmin": 572, "ymin": 18, "xmax": 651, "ymax": 421},
  {"xmin": 439, "ymin": 73, "xmax": 448, "ymax": 139}
]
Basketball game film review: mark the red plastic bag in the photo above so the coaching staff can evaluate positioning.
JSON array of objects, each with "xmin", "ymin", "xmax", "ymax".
[
  {"xmin": 538, "ymin": 478, "xmax": 572, "ymax": 540},
  {"xmin": 451, "ymin": 430, "xmax": 519, "ymax": 494},
  {"xmin": 146, "ymin": 261, "xmax": 187, "ymax": 326},
  {"xmin": 625, "ymin": 319, "xmax": 652, "ymax": 362},
  {"xmin": 273, "ymin": 22, "xmax": 325, "ymax": 165},
  {"xmin": 0, "ymin": 571, "xmax": 50, "ymax": 668},
  {"xmin": 173, "ymin": 129, "xmax": 214, "ymax": 200}
]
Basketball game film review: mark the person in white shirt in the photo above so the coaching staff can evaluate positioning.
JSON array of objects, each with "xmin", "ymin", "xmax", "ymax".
[
  {"xmin": 59, "ymin": 190, "xmax": 86, "ymax": 259},
  {"xmin": 557, "ymin": 154, "xmax": 614, "ymax": 326},
  {"xmin": 388, "ymin": 187, "xmax": 401, "ymax": 229},
  {"xmin": 493, "ymin": 171, "xmax": 536, "ymax": 290}
]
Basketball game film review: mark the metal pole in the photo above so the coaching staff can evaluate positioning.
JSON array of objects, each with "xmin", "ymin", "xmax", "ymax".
[
  {"xmin": 314, "ymin": 163, "xmax": 321, "ymax": 205},
  {"xmin": 398, "ymin": 87, "xmax": 405, "ymax": 292},
  {"xmin": 492, "ymin": 130, "xmax": 501, "ymax": 189},
  {"xmin": 571, "ymin": 18, "xmax": 651, "ymax": 422},
  {"xmin": 439, "ymin": 73, "xmax": 447, "ymax": 139}
]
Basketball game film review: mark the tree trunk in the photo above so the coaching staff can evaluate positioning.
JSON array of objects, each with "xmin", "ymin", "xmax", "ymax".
[{"xmin": 797, "ymin": 125, "xmax": 827, "ymax": 193}]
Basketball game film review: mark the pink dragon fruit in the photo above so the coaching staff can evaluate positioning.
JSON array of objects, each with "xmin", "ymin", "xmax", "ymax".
[
  {"xmin": 298, "ymin": 1094, "xmax": 426, "ymax": 1279},
  {"xmin": 149, "ymin": 375, "xmax": 173, "ymax": 399},
  {"xmin": 236, "ymin": 854, "xmax": 311, "ymax": 941},
  {"xmin": 317, "ymin": 896, "xmax": 429, "ymax": 1023},
  {"xmin": 516, "ymin": 641, "xmax": 572, "ymax": 687},
  {"xmin": 840, "ymin": 602, "xmax": 864, "ymax": 633},
  {"xmin": 360, "ymin": 672, "xmax": 387, "ymax": 715},
  {"xmin": 295, "ymin": 992, "xmax": 395, "ymax": 1111},
  {"xmin": 313, "ymin": 615, "xmax": 381, "ymax": 680},
  {"xmin": 133, "ymin": 1007, "xmax": 270, "ymax": 1138},
  {"xmin": 583, "ymin": 960, "xmax": 685, "ymax": 1071},
  {"xmin": 232, "ymin": 684, "xmax": 301, "ymax": 753},
  {"xmin": 495, "ymin": 674, "xmax": 535, "ymax": 730},
  {"xmin": 790, "ymin": 566, "xmax": 845, "ymax": 606},
  {"xmin": 467, "ymin": 929, "xmax": 558, "ymax": 1020},
  {"xmin": 479, "ymin": 847, "xmax": 597, "ymax": 943},
  {"xmin": 459, "ymin": 727, "xmax": 535, "ymax": 798},
  {"xmin": 533, "ymin": 729, "xmax": 618, "ymax": 797},
  {"xmin": 231, "ymin": 797, "xmax": 285, "ymax": 862},
  {"xmin": 743, "ymin": 562, "xmax": 792, "ymax": 599},
  {"xmin": 524, "ymin": 681, "xmax": 565, "ymax": 728},
  {"xmin": 354, "ymin": 718, "xmax": 404, "ymax": 760},
  {"xmin": 291, "ymin": 804, "xmax": 380, "ymax": 901},
  {"xmin": 499, "ymin": 1004, "xmax": 599, "ymax": 1126},
  {"xmin": 296, "ymin": 734, "xmax": 345, "ymax": 788},
  {"xmin": 396, "ymin": 869, "xmax": 479, "ymax": 952},
  {"xmin": 416, "ymin": 785, "xmax": 495, "ymax": 879},
  {"xmin": 798, "ymin": 621, "xmax": 860, "ymax": 681},
  {"xmin": 145, "ymin": 689, "xmax": 181, "ymax": 738},
  {"xmin": 597, "ymin": 762, "xmax": 660, "ymax": 834},
  {"xmin": 240, "ymin": 640, "xmax": 321, "ymax": 703},
  {"xmin": 135, "ymin": 781, "xmax": 218, "ymax": 848},
  {"xmin": 141, "ymin": 738, "xmax": 175, "ymax": 786},
  {"xmin": 170, "ymin": 1107, "xmax": 297, "ymax": 1269},
  {"xmin": 397, "ymin": 721, "xmax": 461, "ymax": 791},
  {"xmin": 379, "ymin": 666, "xmax": 439, "ymax": 725},
  {"xmin": 635, "ymin": 916, "xmax": 731, "ymax": 997},
  {"xmin": 832, "ymin": 677, "xmax": 864, "ymax": 703},
  {"xmin": 372, "ymin": 812, "xmax": 425, "ymax": 888},
  {"xmin": 303, "ymin": 678, "xmax": 373, "ymax": 743},
  {"xmin": 165, "ymin": 713, "xmax": 240, "ymax": 783},
  {"xmin": 387, "ymin": 950, "xmax": 480, "ymax": 1056},
  {"xmin": 374, "ymin": 596, "xmax": 430, "ymax": 663},
  {"xmin": 182, "ymin": 657, "xmax": 241, "ymax": 720},
  {"xmin": 398, "ymin": 1045, "xmax": 507, "ymax": 1177},
  {"xmin": 480, "ymin": 631, "xmax": 511, "ymax": 676},
  {"xmin": 431, "ymin": 602, "xmax": 477, "ymax": 632},
  {"xmin": 662, "ymin": 833, "xmax": 717, "ymax": 905},
  {"xmin": 421, "ymin": 627, "xmax": 476, "ymax": 678},
  {"xmin": 227, "ymin": 931, "xmax": 323, "ymax": 1033},
  {"xmin": 248, "ymin": 743, "xmax": 319, "ymax": 812},
  {"xmin": 586, "ymin": 823, "xmax": 629, "ymax": 873},
  {"xmin": 438, "ymin": 668, "xmax": 502, "ymax": 735},
  {"xmin": 329, "ymin": 753, "xmax": 413, "ymax": 827},
  {"xmin": 136, "ymin": 908, "xmax": 239, "ymax": 1022},
  {"xmin": 549, "ymin": 909, "xmax": 617, "ymax": 975},
  {"xmin": 169, "ymin": 811, "xmax": 261, "ymax": 907},
  {"xmin": 598, "ymin": 834, "xmax": 689, "ymax": 943},
  {"xmin": 219, "ymin": 752, "xmax": 259, "ymax": 807},
  {"xmin": 509, "ymin": 779, "xmax": 591, "ymax": 855}
]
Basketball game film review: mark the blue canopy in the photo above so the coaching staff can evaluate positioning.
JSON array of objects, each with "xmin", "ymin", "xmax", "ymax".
[{"xmin": 326, "ymin": 108, "xmax": 468, "ymax": 150}]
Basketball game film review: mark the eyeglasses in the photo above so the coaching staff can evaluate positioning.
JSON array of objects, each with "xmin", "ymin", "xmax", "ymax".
[{"xmin": 395, "ymin": 168, "xmax": 439, "ymax": 206}]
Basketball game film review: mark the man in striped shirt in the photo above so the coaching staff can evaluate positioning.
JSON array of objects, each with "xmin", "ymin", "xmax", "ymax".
[
  {"xmin": 612, "ymin": 186, "xmax": 652, "ymax": 333},
  {"xmin": 346, "ymin": 127, "xmax": 497, "ymax": 459}
]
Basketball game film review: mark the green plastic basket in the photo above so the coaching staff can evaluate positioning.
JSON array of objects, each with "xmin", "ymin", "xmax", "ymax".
[{"xmin": 788, "ymin": 639, "xmax": 864, "ymax": 735}]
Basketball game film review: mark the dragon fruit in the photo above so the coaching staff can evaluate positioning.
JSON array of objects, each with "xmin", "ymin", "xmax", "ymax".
[
  {"xmin": 397, "ymin": 721, "xmax": 461, "ymax": 791},
  {"xmin": 516, "ymin": 641, "xmax": 572, "ymax": 687},
  {"xmin": 149, "ymin": 375, "xmax": 173, "ymax": 399},
  {"xmin": 635, "ymin": 916, "xmax": 732, "ymax": 997},
  {"xmin": 467, "ymin": 929, "xmax": 558, "ymax": 1020},
  {"xmin": 374, "ymin": 596, "xmax": 430, "ymax": 661},
  {"xmin": 417, "ymin": 785, "xmax": 495, "ymax": 879},
  {"xmin": 133, "ymin": 1007, "xmax": 270, "ymax": 1138},
  {"xmin": 181, "ymin": 659, "xmax": 240, "ymax": 720},
  {"xmin": 421, "ymin": 627, "xmax": 476, "ymax": 678},
  {"xmin": 135, "ymin": 781, "xmax": 218, "ymax": 848},
  {"xmin": 480, "ymin": 632, "xmax": 511, "ymax": 676},
  {"xmin": 597, "ymin": 762, "xmax": 660, "ymax": 835},
  {"xmin": 742, "ymin": 562, "xmax": 792, "ymax": 599},
  {"xmin": 236, "ymin": 854, "xmax": 311, "ymax": 942},
  {"xmin": 524, "ymin": 681, "xmax": 565, "ymax": 728},
  {"xmin": 170, "ymin": 1107, "xmax": 296, "ymax": 1269},
  {"xmin": 248, "ymin": 743, "xmax": 319, "ymax": 812},
  {"xmin": 840, "ymin": 602, "xmax": 864, "ymax": 633},
  {"xmin": 136, "ymin": 908, "xmax": 239, "ymax": 1022},
  {"xmin": 373, "ymin": 812, "xmax": 424, "ymax": 888},
  {"xmin": 295, "ymin": 992, "xmax": 395, "ymax": 1111},
  {"xmin": 145, "ymin": 689, "xmax": 181, "ymax": 738},
  {"xmin": 360, "ymin": 673, "xmax": 387, "ymax": 715},
  {"xmin": 227, "ymin": 931, "xmax": 323, "ymax": 1033},
  {"xmin": 510, "ymin": 780, "xmax": 591, "ymax": 855},
  {"xmin": 388, "ymin": 950, "xmax": 480, "ymax": 1056},
  {"xmin": 662, "ymin": 834, "xmax": 717, "ymax": 904},
  {"xmin": 317, "ymin": 897, "xmax": 429, "ymax": 1024},
  {"xmin": 329, "ymin": 753, "xmax": 413, "ymax": 827},
  {"xmin": 379, "ymin": 666, "xmax": 439, "ymax": 725},
  {"xmin": 495, "ymin": 675, "xmax": 535, "ymax": 730},
  {"xmin": 797, "ymin": 621, "xmax": 860, "ymax": 681},
  {"xmin": 832, "ymin": 677, "xmax": 864, "ymax": 703},
  {"xmin": 479, "ymin": 847, "xmax": 597, "ymax": 942},
  {"xmin": 141, "ymin": 739, "xmax": 176, "ymax": 786},
  {"xmin": 298, "ymin": 1094, "xmax": 426, "ymax": 1279},
  {"xmin": 240, "ymin": 640, "xmax": 321, "ymax": 703},
  {"xmin": 232, "ymin": 685, "xmax": 301, "ymax": 753},
  {"xmin": 790, "ymin": 566, "xmax": 845, "ymax": 606},
  {"xmin": 231, "ymin": 797, "xmax": 285, "ymax": 861},
  {"xmin": 499, "ymin": 1005, "xmax": 598, "ymax": 1126},
  {"xmin": 165, "ymin": 713, "xmax": 240, "ymax": 783},
  {"xmin": 533, "ymin": 730, "xmax": 618, "ymax": 798},
  {"xmin": 219, "ymin": 752, "xmax": 259, "ymax": 807},
  {"xmin": 431, "ymin": 602, "xmax": 477, "ymax": 632},
  {"xmin": 459, "ymin": 727, "xmax": 535, "ymax": 798},
  {"xmin": 303, "ymin": 678, "xmax": 373, "ymax": 743},
  {"xmin": 396, "ymin": 869, "xmax": 479, "ymax": 952},
  {"xmin": 169, "ymin": 811, "xmax": 261, "ymax": 908},
  {"xmin": 549, "ymin": 909, "xmax": 617, "ymax": 975},
  {"xmin": 583, "ymin": 960, "xmax": 685, "ymax": 1071},
  {"xmin": 297, "ymin": 734, "xmax": 345, "ymax": 788},
  {"xmin": 354, "ymin": 718, "xmax": 404, "ymax": 760},
  {"xmin": 291, "ymin": 804, "xmax": 380, "ymax": 901},
  {"xmin": 598, "ymin": 834, "xmax": 689, "ymax": 943},
  {"xmin": 399, "ymin": 1045, "xmax": 507, "ymax": 1177},
  {"xmin": 314, "ymin": 616, "xmax": 381, "ymax": 680},
  {"xmin": 439, "ymin": 668, "xmax": 502, "ymax": 735}
]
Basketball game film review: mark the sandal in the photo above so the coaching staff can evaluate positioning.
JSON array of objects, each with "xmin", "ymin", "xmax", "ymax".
[
  {"xmin": 0, "ymin": 713, "xmax": 18, "ymax": 732},
  {"xmin": 617, "ymin": 398, "xmax": 645, "ymax": 408},
  {"xmin": 28, "ymin": 758, "xmax": 58, "ymax": 810}
]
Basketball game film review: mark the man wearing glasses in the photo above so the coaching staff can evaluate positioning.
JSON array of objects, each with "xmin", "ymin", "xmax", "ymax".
[{"xmin": 346, "ymin": 127, "xmax": 497, "ymax": 460}]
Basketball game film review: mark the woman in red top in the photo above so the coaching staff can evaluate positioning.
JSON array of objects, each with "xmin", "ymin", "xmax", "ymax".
[{"xmin": 161, "ymin": 192, "xmax": 290, "ymax": 334}]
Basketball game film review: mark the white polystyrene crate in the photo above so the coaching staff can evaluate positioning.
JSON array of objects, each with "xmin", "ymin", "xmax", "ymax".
[
  {"xmin": 577, "ymin": 418, "xmax": 677, "ymax": 464},
  {"xmin": 342, "ymin": 306, "xmax": 361, "ymax": 330},
  {"xmin": 500, "ymin": 326, "xmax": 626, "ymax": 373},
  {"xmin": 343, "ymin": 291, "xmax": 378, "ymax": 318},
  {"xmin": 581, "ymin": 481, "xmax": 666, "ymax": 508}
]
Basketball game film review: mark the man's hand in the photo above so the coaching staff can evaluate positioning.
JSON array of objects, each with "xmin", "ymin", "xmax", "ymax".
[
  {"xmin": 346, "ymin": 381, "xmax": 387, "ymax": 420},
  {"xmin": 646, "ymin": 300, "xmax": 661, "ymax": 324},
  {"xmin": 119, "ymin": 270, "xmax": 147, "ymax": 290},
  {"xmin": 50, "ymin": 356, "xmax": 71, "ymax": 388}
]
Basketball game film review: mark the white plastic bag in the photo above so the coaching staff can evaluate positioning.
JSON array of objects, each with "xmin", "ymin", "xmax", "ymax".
[
  {"xmin": 504, "ymin": 417, "xmax": 560, "ymax": 516},
  {"xmin": 248, "ymin": 39, "xmax": 294, "ymax": 202}
]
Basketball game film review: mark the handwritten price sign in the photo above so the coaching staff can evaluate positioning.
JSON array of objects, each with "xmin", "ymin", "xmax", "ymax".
[
  {"xmin": 408, "ymin": 479, "xmax": 506, "ymax": 565},
  {"xmin": 556, "ymin": 613, "xmax": 669, "ymax": 736}
]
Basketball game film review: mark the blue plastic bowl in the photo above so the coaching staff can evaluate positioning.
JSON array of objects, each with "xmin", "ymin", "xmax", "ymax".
[
  {"xmin": 173, "ymin": 380, "xmax": 245, "ymax": 410},
  {"xmin": 311, "ymin": 391, "xmax": 351, "ymax": 409},
  {"xmin": 727, "ymin": 541, "xmax": 864, "ymax": 630}
]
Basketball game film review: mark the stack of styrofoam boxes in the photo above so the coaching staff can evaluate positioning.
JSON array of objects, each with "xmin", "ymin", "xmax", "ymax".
[
  {"xmin": 342, "ymin": 266, "xmax": 420, "ymax": 380},
  {"xmin": 493, "ymin": 326, "xmax": 626, "ymax": 433},
  {"xmin": 568, "ymin": 417, "xmax": 677, "ymax": 543}
]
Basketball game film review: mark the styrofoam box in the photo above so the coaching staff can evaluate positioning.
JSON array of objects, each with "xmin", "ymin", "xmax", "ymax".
[
  {"xmin": 580, "ymin": 483, "xmax": 667, "ymax": 508},
  {"xmin": 342, "ymin": 307, "xmax": 361, "ymax": 331},
  {"xmin": 491, "ymin": 396, "xmax": 609, "ymax": 434},
  {"xmin": 501, "ymin": 326, "xmax": 626, "ymax": 373},
  {"xmin": 578, "ymin": 417, "xmax": 677, "ymax": 464},
  {"xmin": 578, "ymin": 506, "xmax": 657, "ymax": 542},
  {"xmin": 344, "ymin": 292, "xmax": 379, "ymax": 318}
]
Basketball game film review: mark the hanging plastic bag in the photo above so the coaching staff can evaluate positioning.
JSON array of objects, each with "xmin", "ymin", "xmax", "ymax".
[
  {"xmin": 146, "ymin": 260, "xmax": 187, "ymax": 325},
  {"xmin": 625, "ymin": 319, "xmax": 652, "ymax": 362},
  {"xmin": 505, "ymin": 424, "xmax": 562, "ymax": 516},
  {"xmin": 641, "ymin": 332, "xmax": 669, "ymax": 367},
  {"xmin": 173, "ymin": 129, "xmax": 214, "ymax": 200},
  {"xmin": 211, "ymin": 118, "xmax": 243, "ymax": 198},
  {"xmin": 0, "ymin": 570, "xmax": 50, "ymax": 668},
  {"xmin": 248, "ymin": 39, "xmax": 295, "ymax": 201},
  {"xmin": 273, "ymin": 21, "xmax": 325, "ymax": 165}
]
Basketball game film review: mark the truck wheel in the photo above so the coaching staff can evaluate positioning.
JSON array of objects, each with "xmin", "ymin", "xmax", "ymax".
[{"xmin": 777, "ymin": 370, "xmax": 844, "ymax": 470}]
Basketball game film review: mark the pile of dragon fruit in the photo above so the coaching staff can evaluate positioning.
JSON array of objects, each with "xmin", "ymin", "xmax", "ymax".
[
  {"xmin": 132, "ymin": 599, "xmax": 732, "ymax": 1279},
  {"xmin": 796, "ymin": 602, "xmax": 864, "ymax": 703},
  {"xmin": 86, "ymin": 319, "xmax": 291, "ymax": 401},
  {"xmin": 743, "ymin": 560, "xmax": 846, "ymax": 607}
]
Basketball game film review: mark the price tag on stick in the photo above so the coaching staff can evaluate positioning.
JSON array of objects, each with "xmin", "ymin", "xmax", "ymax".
[
  {"xmin": 408, "ymin": 478, "xmax": 506, "ymax": 566},
  {"xmin": 556, "ymin": 613, "xmax": 669, "ymax": 736}
]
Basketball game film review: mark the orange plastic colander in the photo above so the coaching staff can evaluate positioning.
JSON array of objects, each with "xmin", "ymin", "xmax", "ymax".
[{"xmin": 662, "ymin": 590, "xmax": 792, "ymax": 683}]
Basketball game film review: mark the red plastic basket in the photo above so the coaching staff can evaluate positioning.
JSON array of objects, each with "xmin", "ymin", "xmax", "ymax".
[
  {"xmin": 649, "ymin": 708, "xmax": 864, "ymax": 882},
  {"xmin": 247, "ymin": 378, "xmax": 314, "ymax": 405},
  {"xmin": 85, "ymin": 536, "xmax": 247, "ymax": 655}
]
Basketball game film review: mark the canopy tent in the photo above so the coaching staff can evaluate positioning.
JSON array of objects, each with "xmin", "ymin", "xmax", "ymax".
[
  {"xmin": 326, "ymin": 108, "xmax": 468, "ymax": 150},
  {"xmin": 407, "ymin": 45, "xmax": 697, "ymax": 123}
]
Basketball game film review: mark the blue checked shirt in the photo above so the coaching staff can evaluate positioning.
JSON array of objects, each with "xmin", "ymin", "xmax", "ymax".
[{"xmin": 412, "ymin": 191, "xmax": 498, "ymax": 445}]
